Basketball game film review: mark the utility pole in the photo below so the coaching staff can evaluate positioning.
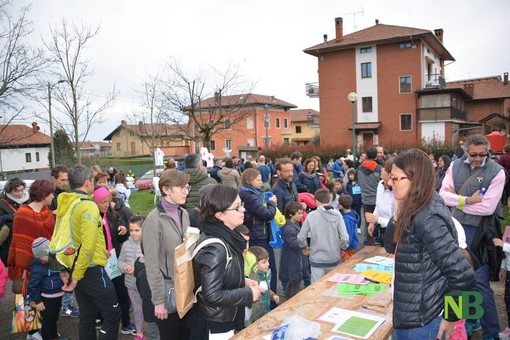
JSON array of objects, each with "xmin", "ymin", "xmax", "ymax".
[
  {"xmin": 264, "ymin": 105, "xmax": 269, "ymax": 150},
  {"xmin": 48, "ymin": 80, "xmax": 66, "ymax": 168}
]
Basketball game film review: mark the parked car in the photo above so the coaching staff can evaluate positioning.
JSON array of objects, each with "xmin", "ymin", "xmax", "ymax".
[{"xmin": 134, "ymin": 169, "xmax": 165, "ymax": 191}]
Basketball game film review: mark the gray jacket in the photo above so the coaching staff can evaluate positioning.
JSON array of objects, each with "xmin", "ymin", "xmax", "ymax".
[
  {"xmin": 142, "ymin": 202, "xmax": 189, "ymax": 307},
  {"xmin": 118, "ymin": 237, "xmax": 143, "ymax": 290},
  {"xmin": 297, "ymin": 206, "xmax": 349, "ymax": 267},
  {"xmin": 219, "ymin": 167, "xmax": 240, "ymax": 188},
  {"xmin": 357, "ymin": 160, "xmax": 382, "ymax": 205}
]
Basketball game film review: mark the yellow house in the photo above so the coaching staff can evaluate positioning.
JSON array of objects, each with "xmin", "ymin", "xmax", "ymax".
[
  {"xmin": 286, "ymin": 109, "xmax": 320, "ymax": 145},
  {"xmin": 103, "ymin": 121, "xmax": 189, "ymax": 157}
]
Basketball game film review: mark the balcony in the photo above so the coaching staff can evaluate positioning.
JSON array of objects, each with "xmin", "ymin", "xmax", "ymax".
[
  {"xmin": 425, "ymin": 74, "xmax": 446, "ymax": 89},
  {"xmin": 418, "ymin": 107, "xmax": 467, "ymax": 121},
  {"xmin": 306, "ymin": 83, "xmax": 319, "ymax": 98}
]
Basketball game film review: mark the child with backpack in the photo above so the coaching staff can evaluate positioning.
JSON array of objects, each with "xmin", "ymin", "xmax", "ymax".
[
  {"xmin": 118, "ymin": 215, "xmax": 145, "ymax": 340},
  {"xmin": 338, "ymin": 195, "xmax": 360, "ymax": 259},
  {"xmin": 279, "ymin": 201, "xmax": 310, "ymax": 299},
  {"xmin": 27, "ymin": 237, "xmax": 66, "ymax": 340}
]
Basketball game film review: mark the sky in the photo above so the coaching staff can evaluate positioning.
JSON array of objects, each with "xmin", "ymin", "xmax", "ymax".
[{"xmin": 8, "ymin": 0, "xmax": 510, "ymax": 141}]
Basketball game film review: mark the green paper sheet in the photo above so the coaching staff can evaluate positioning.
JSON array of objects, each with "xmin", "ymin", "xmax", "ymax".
[{"xmin": 337, "ymin": 283, "xmax": 387, "ymax": 296}]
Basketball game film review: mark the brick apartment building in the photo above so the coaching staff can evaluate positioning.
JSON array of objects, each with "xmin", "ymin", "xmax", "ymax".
[{"xmin": 304, "ymin": 17, "xmax": 507, "ymax": 149}]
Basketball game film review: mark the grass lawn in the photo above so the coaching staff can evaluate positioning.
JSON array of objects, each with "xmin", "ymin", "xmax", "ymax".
[{"xmin": 129, "ymin": 189, "xmax": 156, "ymax": 217}]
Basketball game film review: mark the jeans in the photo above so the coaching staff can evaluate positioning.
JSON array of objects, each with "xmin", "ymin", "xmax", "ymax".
[
  {"xmin": 463, "ymin": 224, "xmax": 500, "ymax": 338},
  {"xmin": 61, "ymin": 291, "xmax": 74, "ymax": 308},
  {"xmin": 393, "ymin": 314, "xmax": 444, "ymax": 340}
]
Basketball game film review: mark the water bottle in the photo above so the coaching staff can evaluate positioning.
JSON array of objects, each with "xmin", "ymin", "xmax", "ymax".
[{"xmin": 479, "ymin": 187, "xmax": 487, "ymax": 196}]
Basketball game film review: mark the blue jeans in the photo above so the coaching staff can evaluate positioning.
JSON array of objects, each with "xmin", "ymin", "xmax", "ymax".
[
  {"xmin": 62, "ymin": 291, "xmax": 74, "ymax": 307},
  {"xmin": 463, "ymin": 224, "xmax": 500, "ymax": 338},
  {"xmin": 394, "ymin": 314, "xmax": 444, "ymax": 340}
]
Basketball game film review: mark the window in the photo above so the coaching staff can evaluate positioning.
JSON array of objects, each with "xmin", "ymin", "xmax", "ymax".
[
  {"xmin": 246, "ymin": 117, "xmax": 254, "ymax": 129},
  {"xmin": 399, "ymin": 42, "xmax": 412, "ymax": 49},
  {"xmin": 276, "ymin": 117, "xmax": 281, "ymax": 128},
  {"xmin": 116, "ymin": 143, "xmax": 121, "ymax": 151},
  {"xmin": 360, "ymin": 47, "xmax": 372, "ymax": 54},
  {"xmin": 129, "ymin": 130, "xmax": 136, "ymax": 136},
  {"xmin": 362, "ymin": 97, "xmax": 373, "ymax": 112},
  {"xmin": 361, "ymin": 62, "xmax": 372, "ymax": 78},
  {"xmin": 210, "ymin": 140, "xmax": 216, "ymax": 151},
  {"xmin": 400, "ymin": 114, "xmax": 412, "ymax": 131},
  {"xmin": 247, "ymin": 138, "xmax": 254, "ymax": 147},
  {"xmin": 400, "ymin": 76, "xmax": 412, "ymax": 93},
  {"xmin": 225, "ymin": 139, "xmax": 232, "ymax": 150},
  {"xmin": 283, "ymin": 138, "xmax": 290, "ymax": 144},
  {"xmin": 295, "ymin": 126, "xmax": 302, "ymax": 134},
  {"xmin": 284, "ymin": 118, "xmax": 288, "ymax": 129},
  {"xmin": 224, "ymin": 119, "xmax": 232, "ymax": 130},
  {"xmin": 25, "ymin": 153, "xmax": 31, "ymax": 163},
  {"xmin": 36, "ymin": 152, "xmax": 40, "ymax": 162}
]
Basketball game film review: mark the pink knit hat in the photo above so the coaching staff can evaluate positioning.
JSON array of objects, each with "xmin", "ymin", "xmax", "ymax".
[{"xmin": 93, "ymin": 186, "xmax": 111, "ymax": 203}]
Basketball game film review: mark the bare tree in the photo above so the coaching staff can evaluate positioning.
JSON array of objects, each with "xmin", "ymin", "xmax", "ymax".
[
  {"xmin": 160, "ymin": 60, "xmax": 255, "ymax": 151},
  {"xmin": 128, "ymin": 72, "xmax": 186, "ymax": 174},
  {"xmin": 0, "ymin": 0, "xmax": 46, "ymax": 141},
  {"xmin": 44, "ymin": 19, "xmax": 116, "ymax": 163}
]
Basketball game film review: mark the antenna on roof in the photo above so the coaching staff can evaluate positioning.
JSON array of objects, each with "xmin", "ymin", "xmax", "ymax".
[{"xmin": 342, "ymin": 7, "xmax": 364, "ymax": 31}]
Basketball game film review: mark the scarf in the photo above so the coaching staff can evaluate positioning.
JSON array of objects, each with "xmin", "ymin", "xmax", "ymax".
[
  {"xmin": 199, "ymin": 220, "xmax": 246, "ymax": 260},
  {"xmin": 300, "ymin": 171, "xmax": 317, "ymax": 179},
  {"xmin": 8, "ymin": 205, "xmax": 55, "ymax": 280},
  {"xmin": 102, "ymin": 213, "xmax": 114, "ymax": 251},
  {"xmin": 5, "ymin": 193, "xmax": 28, "ymax": 206}
]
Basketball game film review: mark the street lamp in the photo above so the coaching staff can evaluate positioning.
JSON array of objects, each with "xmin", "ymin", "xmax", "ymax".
[
  {"xmin": 48, "ymin": 80, "xmax": 66, "ymax": 167},
  {"xmin": 348, "ymin": 92, "xmax": 358, "ymax": 159}
]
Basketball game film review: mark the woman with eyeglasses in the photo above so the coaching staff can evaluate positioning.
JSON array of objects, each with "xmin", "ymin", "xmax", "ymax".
[
  {"xmin": 142, "ymin": 169, "xmax": 192, "ymax": 339},
  {"xmin": 239, "ymin": 169, "xmax": 278, "ymax": 295},
  {"xmin": 93, "ymin": 186, "xmax": 135, "ymax": 335},
  {"xmin": 191, "ymin": 185, "xmax": 261, "ymax": 339},
  {"xmin": 383, "ymin": 149, "xmax": 476, "ymax": 339},
  {"xmin": 0, "ymin": 177, "xmax": 28, "ymax": 266}
]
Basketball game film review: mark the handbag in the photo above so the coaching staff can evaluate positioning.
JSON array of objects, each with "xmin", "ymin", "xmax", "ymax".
[
  {"xmin": 162, "ymin": 274, "xmax": 177, "ymax": 314},
  {"xmin": 11, "ymin": 294, "xmax": 42, "ymax": 333}
]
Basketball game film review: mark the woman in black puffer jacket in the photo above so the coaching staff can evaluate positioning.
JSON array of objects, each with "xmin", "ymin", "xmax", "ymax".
[
  {"xmin": 191, "ymin": 185, "xmax": 261, "ymax": 339},
  {"xmin": 384, "ymin": 149, "xmax": 476, "ymax": 340}
]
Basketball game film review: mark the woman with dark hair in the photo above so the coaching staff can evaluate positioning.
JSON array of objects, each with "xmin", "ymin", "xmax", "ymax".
[
  {"xmin": 191, "ymin": 185, "xmax": 261, "ymax": 338},
  {"xmin": 142, "ymin": 169, "xmax": 191, "ymax": 339},
  {"xmin": 219, "ymin": 157, "xmax": 241, "ymax": 188},
  {"xmin": 239, "ymin": 169, "xmax": 278, "ymax": 294},
  {"xmin": 8, "ymin": 179, "xmax": 55, "ymax": 290},
  {"xmin": 115, "ymin": 170, "xmax": 131, "ymax": 208},
  {"xmin": 434, "ymin": 155, "xmax": 451, "ymax": 192},
  {"xmin": 383, "ymin": 149, "xmax": 475, "ymax": 339},
  {"xmin": 298, "ymin": 158, "xmax": 322, "ymax": 194},
  {"xmin": 0, "ymin": 177, "xmax": 28, "ymax": 265}
]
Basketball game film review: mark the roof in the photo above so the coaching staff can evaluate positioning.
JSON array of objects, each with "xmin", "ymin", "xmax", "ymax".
[
  {"xmin": 79, "ymin": 141, "xmax": 112, "ymax": 150},
  {"xmin": 104, "ymin": 123, "xmax": 187, "ymax": 141},
  {"xmin": 0, "ymin": 124, "xmax": 51, "ymax": 147},
  {"xmin": 194, "ymin": 93, "xmax": 296, "ymax": 110},
  {"xmin": 290, "ymin": 109, "xmax": 320, "ymax": 122},
  {"xmin": 446, "ymin": 75, "xmax": 510, "ymax": 100},
  {"xmin": 304, "ymin": 23, "xmax": 454, "ymax": 60}
]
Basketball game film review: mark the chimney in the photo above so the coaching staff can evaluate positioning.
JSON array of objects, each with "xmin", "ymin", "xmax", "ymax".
[
  {"xmin": 335, "ymin": 17, "xmax": 343, "ymax": 41},
  {"xmin": 504, "ymin": 72, "xmax": 509, "ymax": 85},
  {"xmin": 31, "ymin": 122, "xmax": 40, "ymax": 133},
  {"xmin": 434, "ymin": 29, "xmax": 444, "ymax": 42},
  {"xmin": 121, "ymin": 120, "xmax": 127, "ymax": 125},
  {"xmin": 463, "ymin": 83, "xmax": 474, "ymax": 96},
  {"xmin": 375, "ymin": 19, "xmax": 379, "ymax": 25},
  {"xmin": 323, "ymin": 34, "xmax": 328, "ymax": 43}
]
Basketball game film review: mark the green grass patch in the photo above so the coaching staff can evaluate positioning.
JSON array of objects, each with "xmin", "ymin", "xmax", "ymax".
[{"xmin": 129, "ymin": 190, "xmax": 156, "ymax": 217}]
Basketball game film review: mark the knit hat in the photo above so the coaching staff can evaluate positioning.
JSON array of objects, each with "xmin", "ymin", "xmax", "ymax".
[
  {"xmin": 93, "ymin": 186, "xmax": 111, "ymax": 203},
  {"xmin": 32, "ymin": 237, "xmax": 50, "ymax": 259}
]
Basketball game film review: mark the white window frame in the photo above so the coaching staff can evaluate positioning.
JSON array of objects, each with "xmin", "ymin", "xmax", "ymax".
[
  {"xmin": 283, "ymin": 118, "xmax": 288, "ymax": 129},
  {"xmin": 246, "ymin": 117, "xmax": 254, "ymax": 129}
]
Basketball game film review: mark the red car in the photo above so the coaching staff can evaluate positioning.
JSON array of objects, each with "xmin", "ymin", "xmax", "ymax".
[{"xmin": 134, "ymin": 169, "xmax": 165, "ymax": 191}]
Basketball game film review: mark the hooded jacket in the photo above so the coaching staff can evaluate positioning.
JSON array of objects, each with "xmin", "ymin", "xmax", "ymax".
[
  {"xmin": 239, "ymin": 185, "xmax": 276, "ymax": 243},
  {"xmin": 183, "ymin": 168, "xmax": 217, "ymax": 211},
  {"xmin": 56, "ymin": 191, "xmax": 106, "ymax": 281},
  {"xmin": 279, "ymin": 220, "xmax": 310, "ymax": 284},
  {"xmin": 297, "ymin": 206, "xmax": 349, "ymax": 267},
  {"xmin": 356, "ymin": 160, "xmax": 382, "ymax": 205},
  {"xmin": 219, "ymin": 167, "xmax": 241, "ymax": 188},
  {"xmin": 341, "ymin": 210, "xmax": 360, "ymax": 251}
]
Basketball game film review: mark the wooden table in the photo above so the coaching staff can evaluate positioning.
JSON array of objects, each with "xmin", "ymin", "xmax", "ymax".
[{"xmin": 233, "ymin": 246, "xmax": 394, "ymax": 339}]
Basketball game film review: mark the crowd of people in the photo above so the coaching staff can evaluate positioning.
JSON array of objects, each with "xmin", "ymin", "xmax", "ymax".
[{"xmin": 0, "ymin": 133, "xmax": 510, "ymax": 339}]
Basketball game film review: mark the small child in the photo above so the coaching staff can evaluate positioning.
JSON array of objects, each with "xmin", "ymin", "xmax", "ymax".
[
  {"xmin": 333, "ymin": 178, "xmax": 348, "ymax": 196},
  {"xmin": 345, "ymin": 169, "xmax": 362, "ymax": 228},
  {"xmin": 118, "ymin": 215, "xmax": 146, "ymax": 340},
  {"xmin": 27, "ymin": 237, "xmax": 65, "ymax": 340},
  {"xmin": 279, "ymin": 201, "xmax": 310, "ymax": 299},
  {"xmin": 297, "ymin": 188, "xmax": 349, "ymax": 282},
  {"xmin": 236, "ymin": 225, "xmax": 256, "ymax": 327},
  {"xmin": 249, "ymin": 246, "xmax": 280, "ymax": 322},
  {"xmin": 338, "ymin": 195, "xmax": 360, "ymax": 259},
  {"xmin": 325, "ymin": 182, "xmax": 339, "ymax": 210},
  {"xmin": 134, "ymin": 254, "xmax": 160, "ymax": 340}
]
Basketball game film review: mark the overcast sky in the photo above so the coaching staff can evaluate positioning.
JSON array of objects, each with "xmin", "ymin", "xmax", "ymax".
[{"xmin": 11, "ymin": 0, "xmax": 510, "ymax": 141}]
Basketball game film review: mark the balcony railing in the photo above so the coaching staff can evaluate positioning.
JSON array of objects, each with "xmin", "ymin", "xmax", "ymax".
[
  {"xmin": 306, "ymin": 83, "xmax": 319, "ymax": 98},
  {"xmin": 425, "ymin": 74, "xmax": 446, "ymax": 89}
]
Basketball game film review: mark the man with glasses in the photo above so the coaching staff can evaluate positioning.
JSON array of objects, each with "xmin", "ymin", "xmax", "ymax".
[
  {"xmin": 440, "ymin": 134, "xmax": 505, "ymax": 339},
  {"xmin": 272, "ymin": 158, "xmax": 298, "ymax": 213}
]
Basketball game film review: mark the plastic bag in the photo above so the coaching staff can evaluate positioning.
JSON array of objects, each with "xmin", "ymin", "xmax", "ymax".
[{"xmin": 278, "ymin": 314, "xmax": 321, "ymax": 340}]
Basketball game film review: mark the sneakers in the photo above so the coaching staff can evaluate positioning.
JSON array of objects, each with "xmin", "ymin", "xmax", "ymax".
[
  {"xmin": 120, "ymin": 322, "xmax": 136, "ymax": 335},
  {"xmin": 60, "ymin": 305, "xmax": 79, "ymax": 318},
  {"xmin": 95, "ymin": 319, "xmax": 102, "ymax": 330},
  {"xmin": 134, "ymin": 334, "xmax": 145, "ymax": 340},
  {"xmin": 26, "ymin": 332, "xmax": 42, "ymax": 340},
  {"xmin": 500, "ymin": 327, "xmax": 510, "ymax": 340}
]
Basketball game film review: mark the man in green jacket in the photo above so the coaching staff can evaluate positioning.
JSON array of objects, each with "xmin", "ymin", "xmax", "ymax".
[{"xmin": 183, "ymin": 153, "xmax": 216, "ymax": 211}]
